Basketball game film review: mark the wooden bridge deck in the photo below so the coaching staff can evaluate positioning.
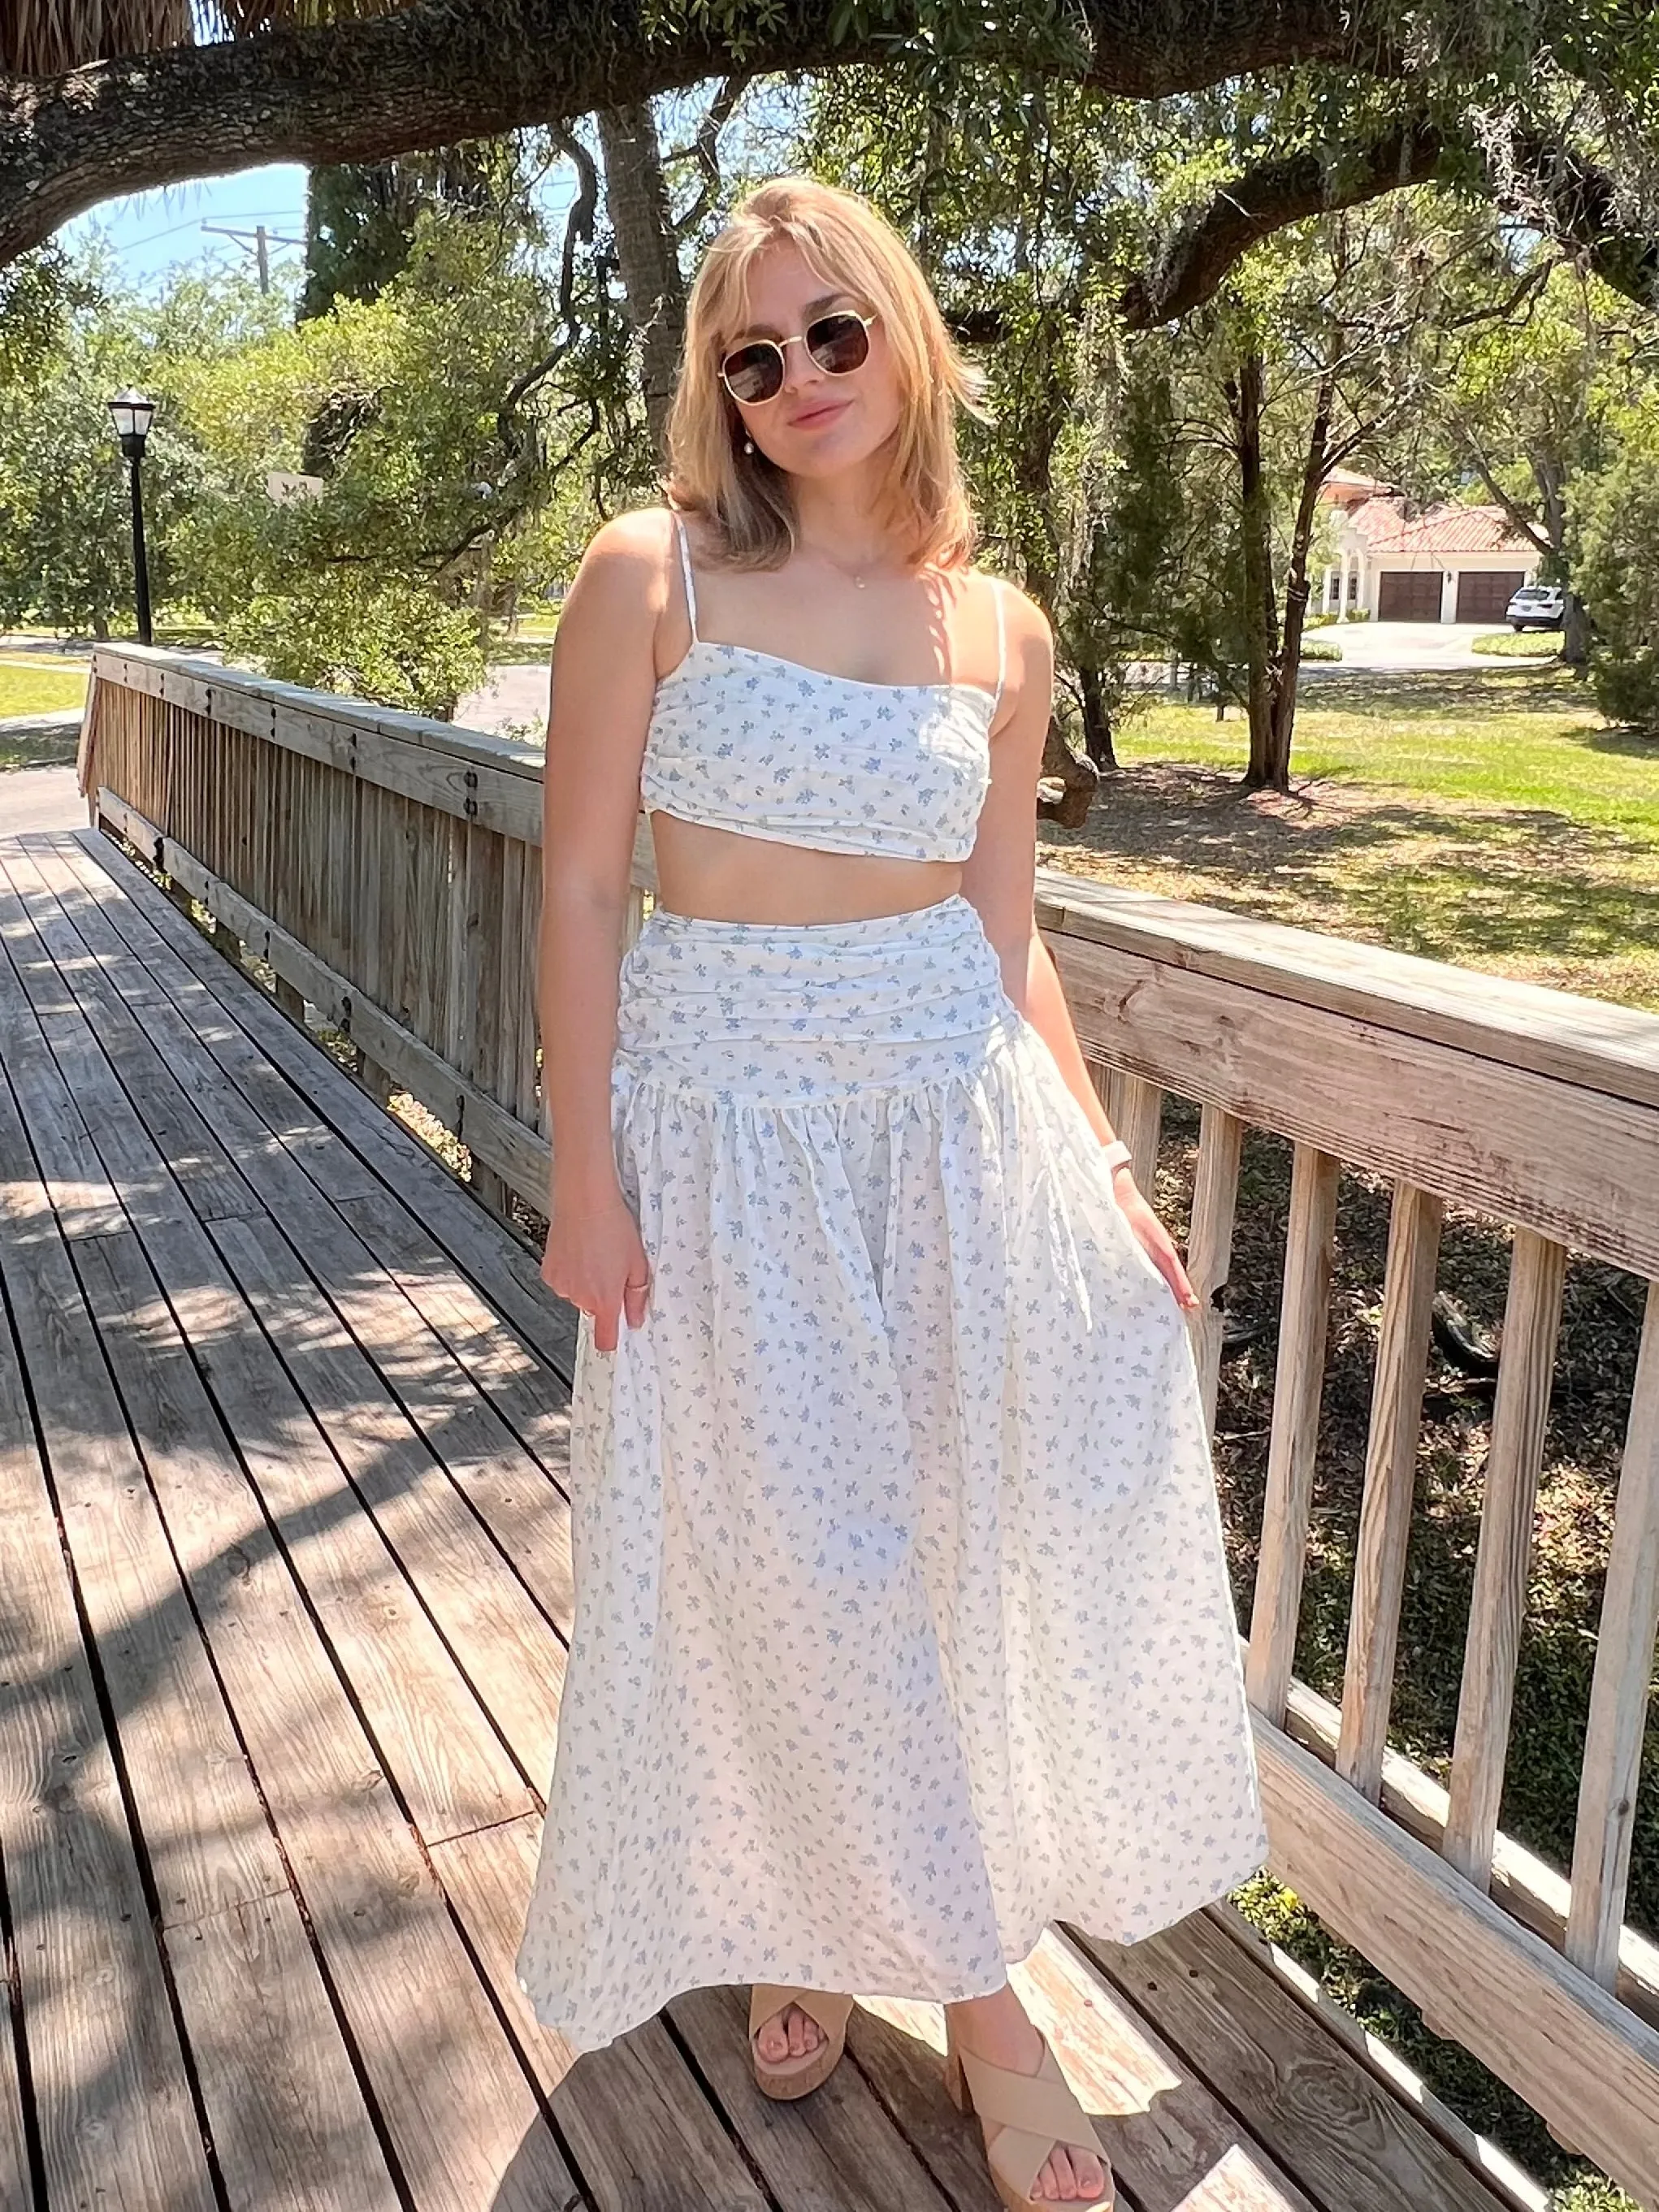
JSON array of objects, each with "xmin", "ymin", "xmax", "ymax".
[{"xmin": 0, "ymin": 821, "xmax": 1536, "ymax": 2212}]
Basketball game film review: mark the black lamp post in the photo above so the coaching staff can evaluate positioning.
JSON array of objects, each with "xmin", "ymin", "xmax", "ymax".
[{"xmin": 106, "ymin": 387, "xmax": 157, "ymax": 647}]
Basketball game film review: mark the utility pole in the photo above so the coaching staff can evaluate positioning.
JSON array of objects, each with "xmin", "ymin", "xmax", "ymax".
[{"xmin": 201, "ymin": 222, "xmax": 305, "ymax": 293}]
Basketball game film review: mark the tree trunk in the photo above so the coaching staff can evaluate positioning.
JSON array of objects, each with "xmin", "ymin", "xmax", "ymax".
[
  {"xmin": 1228, "ymin": 348, "xmax": 1279, "ymax": 790},
  {"xmin": 1563, "ymin": 591, "xmax": 1592, "ymax": 668},
  {"xmin": 596, "ymin": 102, "xmax": 687, "ymax": 457},
  {"xmin": 1077, "ymin": 660, "xmax": 1119, "ymax": 769},
  {"xmin": 1267, "ymin": 357, "xmax": 1337, "ymax": 789}
]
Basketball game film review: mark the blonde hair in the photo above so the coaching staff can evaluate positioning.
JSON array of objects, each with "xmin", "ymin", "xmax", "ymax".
[{"xmin": 663, "ymin": 175, "xmax": 990, "ymax": 573}]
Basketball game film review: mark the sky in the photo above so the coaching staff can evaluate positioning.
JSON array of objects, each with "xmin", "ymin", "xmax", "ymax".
[{"xmin": 59, "ymin": 165, "xmax": 312, "ymax": 291}]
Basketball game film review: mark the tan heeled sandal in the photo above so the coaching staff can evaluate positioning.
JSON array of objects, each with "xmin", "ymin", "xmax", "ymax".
[
  {"xmin": 942, "ymin": 2012, "xmax": 1115, "ymax": 2211},
  {"xmin": 748, "ymin": 1985, "xmax": 855, "ymax": 2100}
]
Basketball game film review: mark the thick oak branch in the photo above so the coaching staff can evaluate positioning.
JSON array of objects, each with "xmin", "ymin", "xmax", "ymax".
[
  {"xmin": 0, "ymin": 0, "xmax": 1375, "ymax": 269},
  {"xmin": 1120, "ymin": 122, "xmax": 1445, "ymax": 329}
]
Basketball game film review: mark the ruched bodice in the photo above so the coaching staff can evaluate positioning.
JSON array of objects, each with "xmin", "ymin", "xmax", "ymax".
[{"xmin": 638, "ymin": 516, "xmax": 1002, "ymax": 864}]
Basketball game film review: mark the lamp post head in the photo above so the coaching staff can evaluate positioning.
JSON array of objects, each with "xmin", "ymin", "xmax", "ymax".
[{"xmin": 107, "ymin": 387, "xmax": 158, "ymax": 459}]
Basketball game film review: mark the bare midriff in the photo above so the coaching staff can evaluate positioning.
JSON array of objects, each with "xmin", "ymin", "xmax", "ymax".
[{"xmin": 647, "ymin": 810, "xmax": 963, "ymax": 924}]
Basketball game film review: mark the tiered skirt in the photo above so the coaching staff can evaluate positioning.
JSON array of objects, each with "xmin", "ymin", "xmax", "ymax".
[{"xmin": 514, "ymin": 891, "xmax": 1267, "ymax": 2052}]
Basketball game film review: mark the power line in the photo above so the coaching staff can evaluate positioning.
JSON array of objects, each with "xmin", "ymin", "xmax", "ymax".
[{"xmin": 201, "ymin": 221, "xmax": 306, "ymax": 292}]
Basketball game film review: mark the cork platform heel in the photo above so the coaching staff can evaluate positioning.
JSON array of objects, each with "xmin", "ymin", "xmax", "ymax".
[
  {"xmin": 747, "ymin": 1985, "xmax": 855, "ymax": 2100},
  {"xmin": 942, "ymin": 2011, "xmax": 1115, "ymax": 2211}
]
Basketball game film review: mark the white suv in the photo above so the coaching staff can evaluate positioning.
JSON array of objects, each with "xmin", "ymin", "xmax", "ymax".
[{"xmin": 1505, "ymin": 583, "xmax": 1566, "ymax": 632}]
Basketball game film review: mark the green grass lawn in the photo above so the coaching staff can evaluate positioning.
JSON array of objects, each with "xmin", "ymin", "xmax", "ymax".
[
  {"xmin": 0, "ymin": 657, "xmax": 89, "ymax": 768},
  {"xmin": 1042, "ymin": 665, "xmax": 1659, "ymax": 1011},
  {"xmin": 0, "ymin": 656, "xmax": 89, "ymax": 718},
  {"xmin": 1473, "ymin": 628, "xmax": 1566, "ymax": 656}
]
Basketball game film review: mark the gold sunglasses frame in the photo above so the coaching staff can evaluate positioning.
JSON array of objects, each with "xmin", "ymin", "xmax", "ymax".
[{"xmin": 717, "ymin": 310, "xmax": 880, "ymax": 406}]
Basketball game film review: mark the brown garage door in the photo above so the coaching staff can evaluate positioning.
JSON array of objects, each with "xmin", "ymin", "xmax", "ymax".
[
  {"xmin": 1376, "ymin": 570, "xmax": 1445, "ymax": 621},
  {"xmin": 1456, "ymin": 569, "xmax": 1527, "ymax": 623}
]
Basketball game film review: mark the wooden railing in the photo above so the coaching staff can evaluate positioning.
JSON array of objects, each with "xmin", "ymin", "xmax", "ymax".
[{"xmin": 78, "ymin": 646, "xmax": 1659, "ymax": 2209}]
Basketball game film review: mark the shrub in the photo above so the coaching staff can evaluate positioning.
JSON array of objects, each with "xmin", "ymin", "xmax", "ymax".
[{"xmin": 1574, "ymin": 403, "xmax": 1659, "ymax": 730}]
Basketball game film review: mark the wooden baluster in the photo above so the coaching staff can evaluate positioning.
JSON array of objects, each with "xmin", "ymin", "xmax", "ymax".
[
  {"xmin": 1115, "ymin": 1075, "xmax": 1163, "ymax": 1188},
  {"xmin": 1444, "ymin": 1227, "xmax": 1567, "ymax": 1887},
  {"xmin": 1337, "ymin": 1180, "xmax": 1444, "ymax": 1800},
  {"xmin": 461, "ymin": 820, "xmax": 513, "ymax": 1220},
  {"xmin": 1185, "ymin": 1106, "xmax": 1245, "ymax": 1436},
  {"xmin": 1245, "ymin": 1145, "xmax": 1341, "ymax": 1723},
  {"xmin": 1566, "ymin": 1279, "xmax": 1659, "ymax": 1985}
]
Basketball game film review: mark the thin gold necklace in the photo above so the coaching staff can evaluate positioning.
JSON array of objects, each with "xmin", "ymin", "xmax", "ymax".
[{"xmin": 810, "ymin": 543, "xmax": 895, "ymax": 592}]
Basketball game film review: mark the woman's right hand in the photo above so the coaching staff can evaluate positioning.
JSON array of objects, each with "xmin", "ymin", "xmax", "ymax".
[{"xmin": 542, "ymin": 1187, "xmax": 652, "ymax": 1352}]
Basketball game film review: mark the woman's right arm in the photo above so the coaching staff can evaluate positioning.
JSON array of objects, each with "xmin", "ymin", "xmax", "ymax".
[{"xmin": 538, "ymin": 509, "xmax": 669, "ymax": 1350}]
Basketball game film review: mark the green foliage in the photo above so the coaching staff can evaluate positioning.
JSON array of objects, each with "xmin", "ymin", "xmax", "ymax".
[
  {"xmin": 0, "ymin": 279, "xmax": 210, "ymax": 637},
  {"xmin": 225, "ymin": 568, "xmax": 485, "ymax": 716},
  {"xmin": 1574, "ymin": 396, "xmax": 1659, "ymax": 729},
  {"xmin": 299, "ymin": 141, "xmax": 532, "ymax": 318}
]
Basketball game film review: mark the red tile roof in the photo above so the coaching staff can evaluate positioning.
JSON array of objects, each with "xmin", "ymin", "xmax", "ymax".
[{"xmin": 1345, "ymin": 498, "xmax": 1536, "ymax": 556}]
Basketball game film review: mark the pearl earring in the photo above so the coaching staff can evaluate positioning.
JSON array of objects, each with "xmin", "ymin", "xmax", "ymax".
[{"xmin": 743, "ymin": 436, "xmax": 754, "ymax": 454}]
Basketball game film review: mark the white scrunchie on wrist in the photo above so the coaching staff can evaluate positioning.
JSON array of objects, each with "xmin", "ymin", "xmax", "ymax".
[{"xmin": 1099, "ymin": 1137, "xmax": 1133, "ymax": 1177}]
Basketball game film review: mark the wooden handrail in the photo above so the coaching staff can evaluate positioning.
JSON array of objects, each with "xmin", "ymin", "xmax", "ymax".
[{"xmin": 78, "ymin": 646, "xmax": 1659, "ymax": 2208}]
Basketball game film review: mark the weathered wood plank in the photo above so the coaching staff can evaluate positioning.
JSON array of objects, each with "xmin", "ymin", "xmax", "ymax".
[
  {"xmin": 1034, "ymin": 872, "xmax": 1659, "ymax": 1115},
  {"xmin": 206, "ymin": 1209, "xmax": 561, "ymax": 1794},
  {"xmin": 432, "ymin": 1814, "xmax": 770, "ymax": 2212},
  {"xmin": 1086, "ymin": 1910, "xmax": 1511, "ymax": 2212},
  {"xmin": 331, "ymin": 1192, "xmax": 576, "ymax": 1617},
  {"xmin": 0, "ymin": 1976, "xmax": 26, "ymax": 2212},
  {"xmin": 1115, "ymin": 1073, "xmax": 1164, "ymax": 1187},
  {"xmin": 3, "ymin": 844, "xmax": 264, "ymax": 1224},
  {"xmin": 1337, "ymin": 1181, "xmax": 1444, "ymax": 1799},
  {"xmin": 75, "ymin": 1225, "xmax": 575, "ymax": 2211},
  {"xmin": 1254, "ymin": 1714, "xmax": 1659, "ymax": 2209},
  {"xmin": 68, "ymin": 826, "xmax": 578, "ymax": 1379},
  {"xmin": 0, "ymin": 1165, "xmax": 218, "ymax": 2212},
  {"xmin": 1045, "ymin": 932, "xmax": 1658, "ymax": 1279},
  {"xmin": 1568, "ymin": 1280, "xmax": 1659, "ymax": 1987},
  {"xmin": 1185, "ymin": 1105, "xmax": 1245, "ymax": 1435},
  {"xmin": 1444, "ymin": 1230, "xmax": 1567, "ymax": 1889},
  {"xmin": 0, "ymin": 925, "xmax": 123, "ymax": 1239},
  {"xmin": 31, "ymin": 834, "xmax": 385, "ymax": 1206},
  {"xmin": 1206, "ymin": 1902, "xmax": 1548, "ymax": 2212},
  {"xmin": 1022, "ymin": 1930, "xmax": 1318, "ymax": 2212},
  {"xmin": 669, "ymin": 1980, "xmax": 964, "ymax": 2212},
  {"xmin": 97, "ymin": 790, "xmax": 553, "ymax": 1204},
  {"xmin": 22, "ymin": 846, "xmax": 570, "ymax": 1780},
  {"xmin": 1245, "ymin": 1145, "xmax": 1341, "ymax": 1725},
  {"xmin": 1284, "ymin": 1672, "xmax": 1659, "ymax": 2031},
  {"xmin": 71, "ymin": 1227, "xmax": 404, "ymax": 2212}
]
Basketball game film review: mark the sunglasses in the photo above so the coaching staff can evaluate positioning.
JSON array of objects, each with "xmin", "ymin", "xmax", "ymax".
[{"xmin": 718, "ymin": 310, "xmax": 878, "ymax": 406}]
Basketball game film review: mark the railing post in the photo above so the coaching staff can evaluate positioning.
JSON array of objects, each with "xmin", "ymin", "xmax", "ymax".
[
  {"xmin": 1246, "ymin": 1145, "xmax": 1341, "ymax": 1723},
  {"xmin": 1567, "ymin": 1279, "xmax": 1659, "ymax": 1986},
  {"xmin": 1337, "ymin": 1180, "xmax": 1443, "ymax": 1801},
  {"xmin": 1444, "ymin": 1227, "xmax": 1567, "ymax": 1887}
]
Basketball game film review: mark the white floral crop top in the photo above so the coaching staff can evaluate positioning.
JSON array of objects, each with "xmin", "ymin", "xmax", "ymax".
[{"xmin": 637, "ymin": 514, "xmax": 1002, "ymax": 863}]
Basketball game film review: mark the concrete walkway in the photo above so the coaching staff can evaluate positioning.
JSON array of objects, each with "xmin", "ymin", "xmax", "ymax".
[{"xmin": 0, "ymin": 764, "xmax": 86, "ymax": 834}]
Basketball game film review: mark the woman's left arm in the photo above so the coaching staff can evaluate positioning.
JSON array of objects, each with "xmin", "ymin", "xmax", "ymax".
[{"xmin": 959, "ymin": 583, "xmax": 1198, "ymax": 1314}]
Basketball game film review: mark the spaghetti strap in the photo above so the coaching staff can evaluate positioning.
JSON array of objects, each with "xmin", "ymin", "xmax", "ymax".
[
  {"xmin": 673, "ymin": 513, "xmax": 700, "ymax": 643},
  {"xmin": 990, "ymin": 577, "xmax": 1007, "ymax": 714}
]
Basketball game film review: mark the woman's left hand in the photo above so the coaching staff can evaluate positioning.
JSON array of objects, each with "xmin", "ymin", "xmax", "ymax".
[{"xmin": 1111, "ymin": 1169, "xmax": 1201, "ymax": 1314}]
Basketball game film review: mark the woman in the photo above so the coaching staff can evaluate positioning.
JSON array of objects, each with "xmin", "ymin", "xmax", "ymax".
[{"xmin": 515, "ymin": 175, "xmax": 1267, "ymax": 2211}]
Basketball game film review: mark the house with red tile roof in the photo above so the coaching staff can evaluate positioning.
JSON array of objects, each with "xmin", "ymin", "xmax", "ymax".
[{"xmin": 1319, "ymin": 494, "xmax": 1540, "ymax": 623}]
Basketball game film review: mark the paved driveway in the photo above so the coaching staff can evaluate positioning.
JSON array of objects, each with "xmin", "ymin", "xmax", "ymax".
[{"xmin": 1309, "ymin": 619, "xmax": 1554, "ymax": 673}]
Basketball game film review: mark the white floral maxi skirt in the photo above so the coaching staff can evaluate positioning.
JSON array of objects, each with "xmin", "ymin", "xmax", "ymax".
[{"xmin": 514, "ymin": 891, "xmax": 1267, "ymax": 2053}]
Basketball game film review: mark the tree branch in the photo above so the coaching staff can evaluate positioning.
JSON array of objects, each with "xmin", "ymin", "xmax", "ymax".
[
  {"xmin": 1120, "ymin": 120, "xmax": 1445, "ymax": 330},
  {"xmin": 0, "ymin": 0, "xmax": 1381, "ymax": 271}
]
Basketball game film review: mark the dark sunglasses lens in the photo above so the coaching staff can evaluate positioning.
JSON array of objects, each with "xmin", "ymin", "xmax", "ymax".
[
  {"xmin": 721, "ymin": 343, "xmax": 782, "ymax": 404},
  {"xmin": 808, "ymin": 313, "xmax": 869, "ymax": 374}
]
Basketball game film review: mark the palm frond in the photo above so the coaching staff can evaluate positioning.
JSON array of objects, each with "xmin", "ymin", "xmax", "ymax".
[{"xmin": 2, "ymin": 0, "xmax": 404, "ymax": 77}]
